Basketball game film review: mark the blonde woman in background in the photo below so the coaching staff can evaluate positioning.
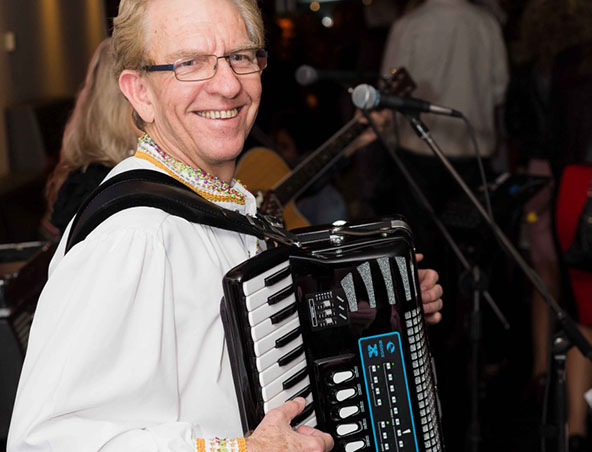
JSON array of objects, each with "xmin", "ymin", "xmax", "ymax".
[{"xmin": 43, "ymin": 38, "xmax": 138, "ymax": 237}]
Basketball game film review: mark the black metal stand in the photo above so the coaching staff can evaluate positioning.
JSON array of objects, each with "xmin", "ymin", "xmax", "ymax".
[
  {"xmin": 468, "ymin": 267, "xmax": 487, "ymax": 452},
  {"xmin": 546, "ymin": 333, "xmax": 571, "ymax": 452}
]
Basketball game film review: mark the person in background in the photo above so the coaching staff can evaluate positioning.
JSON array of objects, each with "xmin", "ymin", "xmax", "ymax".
[
  {"xmin": 43, "ymin": 38, "xmax": 138, "ymax": 238},
  {"xmin": 545, "ymin": 2, "xmax": 592, "ymax": 450},
  {"xmin": 7, "ymin": 1, "xmax": 444, "ymax": 451},
  {"xmin": 379, "ymin": 0, "xmax": 508, "ymax": 266}
]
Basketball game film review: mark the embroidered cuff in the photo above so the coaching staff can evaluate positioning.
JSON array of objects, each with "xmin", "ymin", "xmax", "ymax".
[{"xmin": 196, "ymin": 437, "xmax": 247, "ymax": 452}]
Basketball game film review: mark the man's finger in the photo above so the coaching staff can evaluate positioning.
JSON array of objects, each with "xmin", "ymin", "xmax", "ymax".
[{"xmin": 275, "ymin": 397, "xmax": 306, "ymax": 422}]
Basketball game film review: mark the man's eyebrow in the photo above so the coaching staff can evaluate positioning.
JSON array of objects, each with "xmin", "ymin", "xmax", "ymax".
[
  {"xmin": 165, "ymin": 49, "xmax": 204, "ymax": 61},
  {"xmin": 164, "ymin": 43, "xmax": 258, "ymax": 61}
]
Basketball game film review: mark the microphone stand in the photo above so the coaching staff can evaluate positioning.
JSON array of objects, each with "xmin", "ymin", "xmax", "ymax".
[
  {"xmin": 399, "ymin": 112, "xmax": 592, "ymax": 452},
  {"xmin": 362, "ymin": 111, "xmax": 510, "ymax": 452}
]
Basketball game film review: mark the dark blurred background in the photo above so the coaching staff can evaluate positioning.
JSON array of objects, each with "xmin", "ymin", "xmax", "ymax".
[{"xmin": 1, "ymin": 1, "xmax": 591, "ymax": 452}]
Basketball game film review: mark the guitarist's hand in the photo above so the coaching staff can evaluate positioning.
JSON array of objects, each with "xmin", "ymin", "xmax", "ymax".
[
  {"xmin": 416, "ymin": 253, "xmax": 444, "ymax": 325},
  {"xmin": 345, "ymin": 110, "xmax": 392, "ymax": 157},
  {"xmin": 260, "ymin": 190, "xmax": 285, "ymax": 226}
]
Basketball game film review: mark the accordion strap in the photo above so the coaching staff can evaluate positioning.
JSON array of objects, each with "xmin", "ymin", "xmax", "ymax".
[{"xmin": 65, "ymin": 169, "xmax": 299, "ymax": 253}]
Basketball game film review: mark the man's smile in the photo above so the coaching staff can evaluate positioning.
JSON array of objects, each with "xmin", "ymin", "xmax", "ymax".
[{"xmin": 196, "ymin": 107, "xmax": 240, "ymax": 119}]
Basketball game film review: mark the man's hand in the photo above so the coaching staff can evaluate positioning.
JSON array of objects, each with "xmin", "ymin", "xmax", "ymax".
[
  {"xmin": 416, "ymin": 254, "xmax": 444, "ymax": 325},
  {"xmin": 246, "ymin": 398, "xmax": 334, "ymax": 452}
]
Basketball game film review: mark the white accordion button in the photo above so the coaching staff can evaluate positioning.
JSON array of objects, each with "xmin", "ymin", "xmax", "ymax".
[
  {"xmin": 336, "ymin": 422, "xmax": 361, "ymax": 436},
  {"xmin": 332, "ymin": 370, "xmax": 354, "ymax": 385},
  {"xmin": 338, "ymin": 405, "xmax": 360, "ymax": 419},
  {"xmin": 335, "ymin": 387, "xmax": 357, "ymax": 402},
  {"xmin": 345, "ymin": 440, "xmax": 366, "ymax": 452}
]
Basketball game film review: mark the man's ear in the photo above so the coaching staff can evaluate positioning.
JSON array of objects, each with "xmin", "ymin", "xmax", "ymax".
[{"xmin": 119, "ymin": 69, "xmax": 155, "ymax": 124}]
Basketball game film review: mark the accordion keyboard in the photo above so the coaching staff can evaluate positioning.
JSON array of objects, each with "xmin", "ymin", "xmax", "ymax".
[{"xmin": 240, "ymin": 259, "xmax": 317, "ymax": 427}]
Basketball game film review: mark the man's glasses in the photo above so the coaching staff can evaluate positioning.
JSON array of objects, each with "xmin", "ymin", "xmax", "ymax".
[{"xmin": 143, "ymin": 48, "xmax": 268, "ymax": 82}]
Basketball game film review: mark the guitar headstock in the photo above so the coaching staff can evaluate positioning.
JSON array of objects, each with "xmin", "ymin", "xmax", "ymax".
[{"xmin": 378, "ymin": 67, "xmax": 417, "ymax": 97}]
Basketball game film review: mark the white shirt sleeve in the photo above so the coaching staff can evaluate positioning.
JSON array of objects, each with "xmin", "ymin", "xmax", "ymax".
[
  {"xmin": 490, "ymin": 19, "xmax": 509, "ymax": 106},
  {"xmin": 8, "ymin": 220, "xmax": 200, "ymax": 452}
]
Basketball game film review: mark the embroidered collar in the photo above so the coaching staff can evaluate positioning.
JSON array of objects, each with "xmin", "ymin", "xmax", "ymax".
[{"xmin": 135, "ymin": 134, "xmax": 246, "ymax": 205}]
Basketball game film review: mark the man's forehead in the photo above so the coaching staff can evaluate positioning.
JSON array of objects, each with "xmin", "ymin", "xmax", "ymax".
[
  {"xmin": 145, "ymin": 0, "xmax": 250, "ymax": 56},
  {"xmin": 145, "ymin": 0, "xmax": 243, "ymax": 31}
]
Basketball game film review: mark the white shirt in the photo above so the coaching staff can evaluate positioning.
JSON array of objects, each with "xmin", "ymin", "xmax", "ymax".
[
  {"xmin": 8, "ymin": 149, "xmax": 260, "ymax": 451},
  {"xmin": 381, "ymin": 0, "xmax": 509, "ymax": 157}
]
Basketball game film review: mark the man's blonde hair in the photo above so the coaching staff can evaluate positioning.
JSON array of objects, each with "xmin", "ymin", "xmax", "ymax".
[{"xmin": 112, "ymin": 0, "xmax": 265, "ymax": 130}]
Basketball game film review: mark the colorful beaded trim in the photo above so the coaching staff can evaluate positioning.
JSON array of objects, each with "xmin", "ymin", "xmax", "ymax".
[
  {"xmin": 196, "ymin": 437, "xmax": 247, "ymax": 452},
  {"xmin": 136, "ymin": 134, "xmax": 246, "ymax": 205}
]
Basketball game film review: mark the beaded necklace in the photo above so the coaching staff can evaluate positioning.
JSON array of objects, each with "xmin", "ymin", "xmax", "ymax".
[{"xmin": 135, "ymin": 134, "xmax": 246, "ymax": 205}]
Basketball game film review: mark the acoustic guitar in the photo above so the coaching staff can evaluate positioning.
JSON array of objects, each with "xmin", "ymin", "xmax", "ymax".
[{"xmin": 236, "ymin": 68, "xmax": 416, "ymax": 230}]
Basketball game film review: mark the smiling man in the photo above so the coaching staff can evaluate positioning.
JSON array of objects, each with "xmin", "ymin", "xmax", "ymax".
[{"xmin": 7, "ymin": 1, "xmax": 442, "ymax": 451}]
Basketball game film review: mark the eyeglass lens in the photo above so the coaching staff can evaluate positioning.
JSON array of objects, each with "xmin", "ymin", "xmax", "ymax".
[{"xmin": 175, "ymin": 49, "xmax": 267, "ymax": 81}]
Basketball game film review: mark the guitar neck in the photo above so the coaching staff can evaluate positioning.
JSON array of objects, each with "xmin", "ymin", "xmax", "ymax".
[{"xmin": 273, "ymin": 117, "xmax": 368, "ymax": 205}]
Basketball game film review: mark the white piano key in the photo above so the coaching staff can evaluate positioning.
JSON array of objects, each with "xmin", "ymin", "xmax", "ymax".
[
  {"xmin": 252, "ymin": 316, "xmax": 300, "ymax": 357},
  {"xmin": 296, "ymin": 412, "xmax": 317, "ymax": 429},
  {"xmin": 256, "ymin": 335, "xmax": 304, "ymax": 372},
  {"xmin": 259, "ymin": 353, "xmax": 306, "ymax": 387},
  {"xmin": 248, "ymin": 293, "xmax": 296, "ymax": 326},
  {"xmin": 251, "ymin": 311, "xmax": 298, "ymax": 342},
  {"xmin": 260, "ymin": 360, "xmax": 308, "ymax": 402},
  {"xmin": 242, "ymin": 261, "xmax": 290, "ymax": 296},
  {"xmin": 244, "ymin": 275, "xmax": 293, "ymax": 312},
  {"xmin": 264, "ymin": 377, "xmax": 311, "ymax": 412}
]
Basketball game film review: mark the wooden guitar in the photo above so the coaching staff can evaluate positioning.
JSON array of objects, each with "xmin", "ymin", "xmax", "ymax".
[
  {"xmin": 236, "ymin": 118, "xmax": 368, "ymax": 229},
  {"xmin": 236, "ymin": 68, "xmax": 416, "ymax": 230}
]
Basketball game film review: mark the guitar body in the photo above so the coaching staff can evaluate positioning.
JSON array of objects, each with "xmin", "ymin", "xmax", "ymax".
[{"xmin": 236, "ymin": 147, "xmax": 310, "ymax": 229}]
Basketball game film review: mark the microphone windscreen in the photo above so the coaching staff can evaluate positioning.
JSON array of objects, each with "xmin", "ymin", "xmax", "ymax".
[
  {"xmin": 295, "ymin": 65, "xmax": 317, "ymax": 86},
  {"xmin": 352, "ymin": 84, "xmax": 378, "ymax": 110}
]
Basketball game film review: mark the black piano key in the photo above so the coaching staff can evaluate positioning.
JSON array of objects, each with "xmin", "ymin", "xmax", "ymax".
[
  {"xmin": 288, "ymin": 385, "xmax": 312, "ymax": 401},
  {"xmin": 270, "ymin": 302, "xmax": 298, "ymax": 325},
  {"xmin": 291, "ymin": 402, "xmax": 315, "ymax": 427},
  {"xmin": 278, "ymin": 344, "xmax": 305, "ymax": 367},
  {"xmin": 283, "ymin": 367, "xmax": 308, "ymax": 390},
  {"xmin": 275, "ymin": 326, "xmax": 301, "ymax": 348},
  {"xmin": 267, "ymin": 284, "xmax": 293, "ymax": 305},
  {"xmin": 264, "ymin": 266, "xmax": 291, "ymax": 287}
]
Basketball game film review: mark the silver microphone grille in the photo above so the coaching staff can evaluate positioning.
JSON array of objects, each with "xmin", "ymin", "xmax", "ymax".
[
  {"xmin": 351, "ymin": 84, "xmax": 378, "ymax": 110},
  {"xmin": 295, "ymin": 65, "xmax": 318, "ymax": 86}
]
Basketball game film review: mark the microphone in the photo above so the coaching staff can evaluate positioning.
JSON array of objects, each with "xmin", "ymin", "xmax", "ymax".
[
  {"xmin": 351, "ymin": 83, "xmax": 462, "ymax": 117},
  {"xmin": 295, "ymin": 65, "xmax": 380, "ymax": 87}
]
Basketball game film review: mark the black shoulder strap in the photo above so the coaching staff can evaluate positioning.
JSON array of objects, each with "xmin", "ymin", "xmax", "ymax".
[{"xmin": 65, "ymin": 169, "xmax": 298, "ymax": 253}]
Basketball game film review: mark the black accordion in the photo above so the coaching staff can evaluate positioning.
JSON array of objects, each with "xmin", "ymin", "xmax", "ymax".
[{"xmin": 221, "ymin": 217, "xmax": 444, "ymax": 452}]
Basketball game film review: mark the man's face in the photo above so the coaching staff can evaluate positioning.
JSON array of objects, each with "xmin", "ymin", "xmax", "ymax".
[{"xmin": 141, "ymin": 0, "xmax": 262, "ymax": 180}]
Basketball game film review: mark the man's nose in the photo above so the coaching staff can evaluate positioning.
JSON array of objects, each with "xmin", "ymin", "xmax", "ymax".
[{"xmin": 206, "ymin": 57, "xmax": 241, "ymax": 97}]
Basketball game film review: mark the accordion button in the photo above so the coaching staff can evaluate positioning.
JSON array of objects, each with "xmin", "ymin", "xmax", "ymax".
[
  {"xmin": 344, "ymin": 440, "xmax": 366, "ymax": 452},
  {"xmin": 338, "ymin": 405, "xmax": 360, "ymax": 419},
  {"xmin": 335, "ymin": 387, "xmax": 357, "ymax": 402},
  {"xmin": 336, "ymin": 422, "xmax": 361, "ymax": 437},
  {"xmin": 332, "ymin": 370, "xmax": 354, "ymax": 385}
]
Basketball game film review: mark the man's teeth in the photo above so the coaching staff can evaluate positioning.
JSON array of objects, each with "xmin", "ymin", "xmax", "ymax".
[{"xmin": 196, "ymin": 108, "xmax": 239, "ymax": 119}]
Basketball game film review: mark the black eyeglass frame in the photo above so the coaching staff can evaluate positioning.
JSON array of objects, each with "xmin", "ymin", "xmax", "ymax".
[{"xmin": 142, "ymin": 48, "xmax": 268, "ymax": 82}]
